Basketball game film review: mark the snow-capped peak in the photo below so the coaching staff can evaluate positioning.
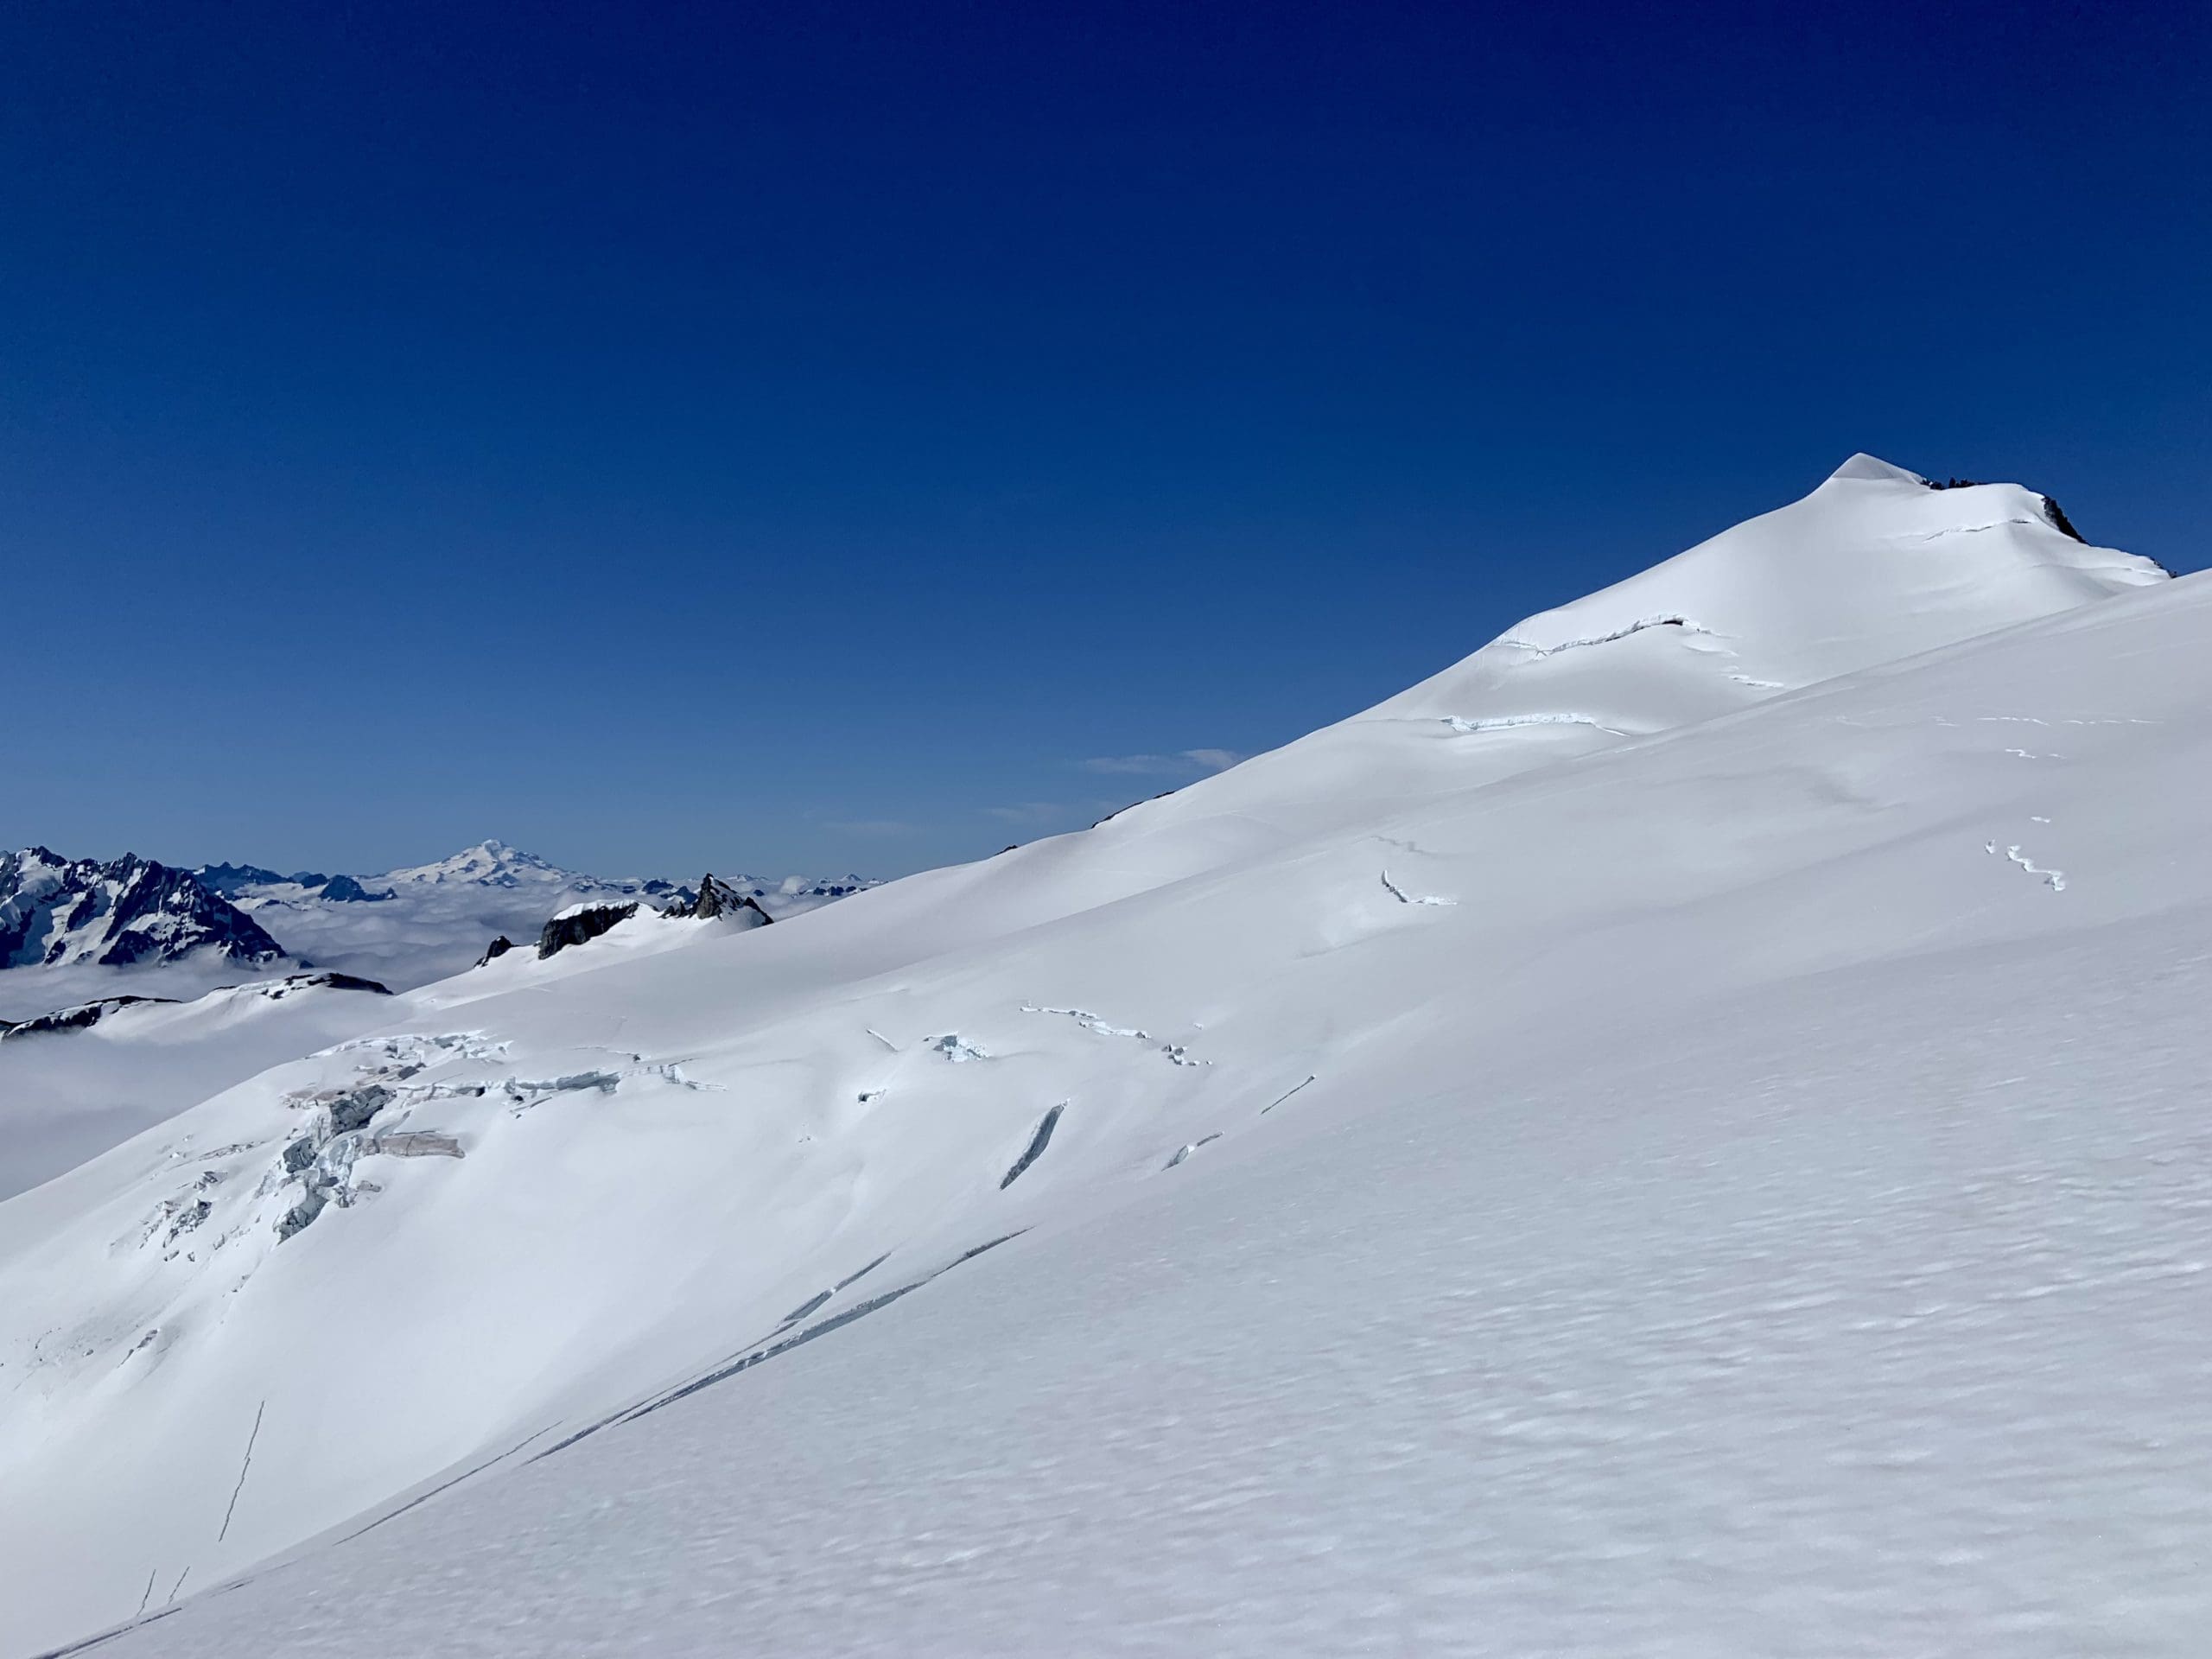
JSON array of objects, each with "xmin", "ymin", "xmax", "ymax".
[
  {"xmin": 377, "ymin": 840, "xmax": 572, "ymax": 889},
  {"xmin": 1370, "ymin": 453, "xmax": 2164, "ymax": 727},
  {"xmin": 1823, "ymin": 450, "xmax": 1927, "ymax": 485},
  {"xmin": 1038, "ymin": 455, "xmax": 2170, "ymax": 906}
]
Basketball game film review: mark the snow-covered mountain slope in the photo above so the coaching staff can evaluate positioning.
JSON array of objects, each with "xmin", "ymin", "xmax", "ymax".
[
  {"xmin": 221, "ymin": 840, "xmax": 872, "ymax": 990},
  {"xmin": 0, "ymin": 976, "xmax": 398, "ymax": 1205},
  {"xmin": 0, "ymin": 851, "xmax": 284, "ymax": 992},
  {"xmin": 86, "ymin": 898, "xmax": 2212, "ymax": 1659},
  {"xmin": 1052, "ymin": 454, "xmax": 2164, "ymax": 891},
  {"xmin": 3, "ymin": 458, "xmax": 2202, "ymax": 1657},
  {"xmin": 0, "ymin": 900, "xmax": 778, "ymax": 1211}
]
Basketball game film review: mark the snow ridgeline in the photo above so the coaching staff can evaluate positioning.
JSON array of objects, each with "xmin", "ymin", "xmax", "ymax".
[{"xmin": 4, "ymin": 456, "xmax": 2208, "ymax": 1657}]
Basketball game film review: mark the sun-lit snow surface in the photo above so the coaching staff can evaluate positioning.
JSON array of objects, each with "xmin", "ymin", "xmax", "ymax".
[
  {"xmin": 0, "ymin": 850, "xmax": 873, "ymax": 1200},
  {"xmin": 0, "ymin": 978, "xmax": 401, "ymax": 1204},
  {"xmin": 6, "ymin": 459, "xmax": 2205, "ymax": 1656}
]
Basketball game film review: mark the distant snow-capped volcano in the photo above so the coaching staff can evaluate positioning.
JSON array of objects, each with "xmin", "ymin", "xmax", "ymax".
[{"xmin": 372, "ymin": 837, "xmax": 597, "ymax": 890}]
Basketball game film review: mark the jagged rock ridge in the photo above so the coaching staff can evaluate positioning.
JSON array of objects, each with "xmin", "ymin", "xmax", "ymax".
[
  {"xmin": 536, "ymin": 903, "xmax": 639, "ymax": 959},
  {"xmin": 661, "ymin": 874, "xmax": 774, "ymax": 927},
  {"xmin": 0, "ymin": 849, "xmax": 287, "ymax": 970}
]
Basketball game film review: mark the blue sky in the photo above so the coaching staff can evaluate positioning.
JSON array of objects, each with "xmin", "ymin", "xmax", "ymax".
[{"xmin": 3, "ymin": 0, "xmax": 2205, "ymax": 878}]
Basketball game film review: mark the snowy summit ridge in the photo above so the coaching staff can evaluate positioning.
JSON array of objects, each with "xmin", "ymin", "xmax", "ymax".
[{"xmin": 1376, "ymin": 450, "xmax": 2161, "ymax": 728}]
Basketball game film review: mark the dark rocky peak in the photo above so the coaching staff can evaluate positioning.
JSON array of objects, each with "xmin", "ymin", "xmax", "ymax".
[
  {"xmin": 537, "ymin": 902, "xmax": 639, "ymax": 960},
  {"xmin": 476, "ymin": 934, "xmax": 519, "ymax": 967},
  {"xmin": 661, "ymin": 874, "xmax": 773, "ymax": 927},
  {"xmin": 2039, "ymin": 493, "xmax": 2088, "ymax": 545},
  {"xmin": 315, "ymin": 874, "xmax": 395, "ymax": 903}
]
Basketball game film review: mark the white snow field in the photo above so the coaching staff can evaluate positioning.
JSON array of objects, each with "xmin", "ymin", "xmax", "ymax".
[
  {"xmin": 0, "ymin": 849, "xmax": 875, "ymax": 1201},
  {"xmin": 6, "ymin": 457, "xmax": 2208, "ymax": 1657},
  {"xmin": 0, "ymin": 977, "xmax": 402, "ymax": 1204}
]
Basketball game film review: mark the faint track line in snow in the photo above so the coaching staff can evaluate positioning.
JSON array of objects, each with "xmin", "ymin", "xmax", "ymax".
[
  {"xmin": 553, "ymin": 1232, "xmax": 1035, "ymax": 1456},
  {"xmin": 32, "ymin": 1605, "xmax": 182, "ymax": 1658},
  {"xmin": 165, "ymin": 1567, "xmax": 190, "ymax": 1605},
  {"xmin": 1497, "ymin": 614, "xmax": 1717, "ymax": 658},
  {"xmin": 1261, "ymin": 1076, "xmax": 1317, "ymax": 1115},
  {"xmin": 132, "ymin": 1571, "xmax": 156, "ymax": 1619},
  {"xmin": 864, "ymin": 1027, "xmax": 898, "ymax": 1052},
  {"xmin": 1371, "ymin": 835, "xmax": 1437, "ymax": 856},
  {"xmin": 216, "ymin": 1400, "xmax": 265, "ymax": 1542},
  {"xmin": 1907, "ymin": 518, "xmax": 2042, "ymax": 539},
  {"xmin": 334, "ymin": 1423, "xmax": 562, "ymax": 1549}
]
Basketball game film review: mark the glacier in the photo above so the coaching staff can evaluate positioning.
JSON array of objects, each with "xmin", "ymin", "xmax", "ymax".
[{"xmin": 3, "ymin": 456, "xmax": 2207, "ymax": 1657}]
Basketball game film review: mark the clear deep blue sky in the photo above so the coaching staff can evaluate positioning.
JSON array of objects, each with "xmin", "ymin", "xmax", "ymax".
[{"xmin": 4, "ymin": 0, "xmax": 2205, "ymax": 878}]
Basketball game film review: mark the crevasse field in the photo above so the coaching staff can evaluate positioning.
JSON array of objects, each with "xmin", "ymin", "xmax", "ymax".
[{"xmin": 6, "ymin": 456, "xmax": 2209, "ymax": 1657}]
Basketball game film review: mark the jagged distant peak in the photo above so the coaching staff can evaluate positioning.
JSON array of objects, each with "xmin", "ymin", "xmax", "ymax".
[
  {"xmin": 0, "ymin": 846, "xmax": 289, "ymax": 970},
  {"xmin": 662, "ymin": 873, "xmax": 775, "ymax": 926}
]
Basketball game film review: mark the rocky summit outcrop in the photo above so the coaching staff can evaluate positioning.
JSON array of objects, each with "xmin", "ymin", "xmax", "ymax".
[
  {"xmin": 660, "ymin": 874, "xmax": 774, "ymax": 928},
  {"xmin": 476, "ymin": 934, "xmax": 518, "ymax": 967},
  {"xmin": 537, "ymin": 902, "xmax": 639, "ymax": 959},
  {"xmin": 316, "ymin": 874, "xmax": 394, "ymax": 903},
  {"xmin": 256, "ymin": 970, "xmax": 391, "ymax": 998},
  {"xmin": 1, "ymin": 848, "xmax": 288, "ymax": 969}
]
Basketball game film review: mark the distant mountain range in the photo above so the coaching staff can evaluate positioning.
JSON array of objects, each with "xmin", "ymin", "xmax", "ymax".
[
  {"xmin": 0, "ymin": 839, "xmax": 875, "ymax": 1007},
  {"xmin": 0, "ymin": 849, "xmax": 285, "ymax": 972}
]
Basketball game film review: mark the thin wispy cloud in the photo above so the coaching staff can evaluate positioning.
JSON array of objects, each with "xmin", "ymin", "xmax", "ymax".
[
  {"xmin": 1079, "ymin": 748, "xmax": 1243, "ymax": 777},
  {"xmin": 983, "ymin": 802, "xmax": 1071, "ymax": 826}
]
